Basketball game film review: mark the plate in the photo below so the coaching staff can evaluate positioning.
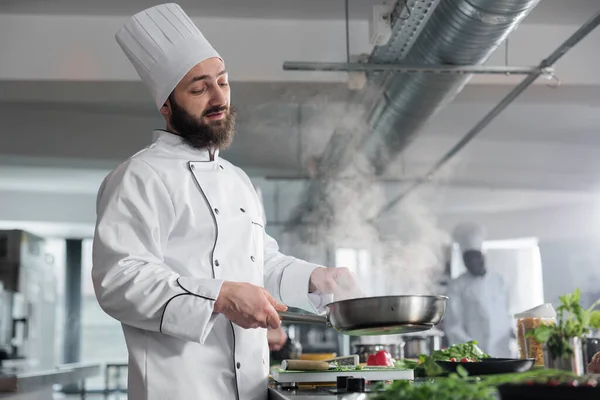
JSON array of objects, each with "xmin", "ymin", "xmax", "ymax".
[
  {"xmin": 435, "ymin": 358, "xmax": 536, "ymax": 376},
  {"xmin": 498, "ymin": 383, "xmax": 600, "ymax": 400}
]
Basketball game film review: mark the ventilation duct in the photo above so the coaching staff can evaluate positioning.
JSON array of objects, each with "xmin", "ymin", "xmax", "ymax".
[
  {"xmin": 286, "ymin": 0, "xmax": 541, "ymax": 233},
  {"xmin": 362, "ymin": 0, "xmax": 541, "ymax": 174}
]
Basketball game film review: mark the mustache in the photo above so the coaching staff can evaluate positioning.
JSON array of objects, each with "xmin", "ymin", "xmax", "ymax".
[{"xmin": 203, "ymin": 106, "xmax": 228, "ymax": 117}]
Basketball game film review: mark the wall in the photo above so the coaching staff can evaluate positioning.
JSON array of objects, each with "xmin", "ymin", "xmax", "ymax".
[
  {"xmin": 0, "ymin": 14, "xmax": 371, "ymax": 83},
  {"xmin": 1, "ymin": 14, "xmax": 599, "ymax": 85},
  {"xmin": 439, "ymin": 202, "xmax": 600, "ymax": 304},
  {"xmin": 437, "ymin": 201, "xmax": 600, "ymax": 242},
  {"xmin": 539, "ymin": 238, "xmax": 600, "ymax": 308}
]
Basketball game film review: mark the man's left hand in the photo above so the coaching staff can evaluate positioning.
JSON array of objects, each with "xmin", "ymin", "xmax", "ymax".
[
  {"xmin": 309, "ymin": 267, "xmax": 366, "ymax": 301},
  {"xmin": 267, "ymin": 326, "xmax": 288, "ymax": 351}
]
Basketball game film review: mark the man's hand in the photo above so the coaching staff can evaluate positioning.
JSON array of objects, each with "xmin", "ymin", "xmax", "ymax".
[
  {"xmin": 309, "ymin": 267, "xmax": 366, "ymax": 301},
  {"xmin": 267, "ymin": 326, "xmax": 288, "ymax": 351},
  {"xmin": 214, "ymin": 282, "xmax": 288, "ymax": 329}
]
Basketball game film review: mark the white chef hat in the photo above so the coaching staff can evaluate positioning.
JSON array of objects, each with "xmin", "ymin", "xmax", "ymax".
[
  {"xmin": 115, "ymin": 3, "xmax": 222, "ymax": 110},
  {"xmin": 452, "ymin": 222, "xmax": 486, "ymax": 252}
]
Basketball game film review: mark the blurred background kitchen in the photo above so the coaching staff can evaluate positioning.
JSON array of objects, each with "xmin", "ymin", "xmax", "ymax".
[{"xmin": 1, "ymin": 0, "xmax": 600, "ymax": 398}]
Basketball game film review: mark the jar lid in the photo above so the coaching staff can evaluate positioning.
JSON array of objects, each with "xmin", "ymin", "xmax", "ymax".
[{"xmin": 514, "ymin": 303, "xmax": 556, "ymax": 319}]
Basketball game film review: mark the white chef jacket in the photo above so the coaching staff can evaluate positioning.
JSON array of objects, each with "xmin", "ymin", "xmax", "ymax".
[
  {"xmin": 444, "ymin": 271, "xmax": 513, "ymax": 358},
  {"xmin": 92, "ymin": 130, "xmax": 328, "ymax": 400}
]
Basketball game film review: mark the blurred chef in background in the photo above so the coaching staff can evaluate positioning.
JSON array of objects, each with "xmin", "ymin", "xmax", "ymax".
[{"xmin": 444, "ymin": 222, "xmax": 513, "ymax": 357}]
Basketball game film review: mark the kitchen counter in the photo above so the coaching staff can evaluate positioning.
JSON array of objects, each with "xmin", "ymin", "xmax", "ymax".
[
  {"xmin": 268, "ymin": 387, "xmax": 338, "ymax": 400},
  {"xmin": 268, "ymin": 367, "xmax": 412, "ymax": 399},
  {"xmin": 0, "ymin": 362, "xmax": 100, "ymax": 399},
  {"xmin": 268, "ymin": 385, "xmax": 378, "ymax": 399}
]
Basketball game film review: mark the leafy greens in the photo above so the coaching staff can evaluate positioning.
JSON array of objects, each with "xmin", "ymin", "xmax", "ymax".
[
  {"xmin": 373, "ymin": 368, "xmax": 579, "ymax": 400},
  {"xmin": 527, "ymin": 289, "xmax": 600, "ymax": 359},
  {"xmin": 395, "ymin": 340, "xmax": 490, "ymax": 377}
]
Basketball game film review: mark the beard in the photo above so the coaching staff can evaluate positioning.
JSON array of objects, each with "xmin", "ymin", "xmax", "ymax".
[{"xmin": 169, "ymin": 95, "xmax": 237, "ymax": 151}]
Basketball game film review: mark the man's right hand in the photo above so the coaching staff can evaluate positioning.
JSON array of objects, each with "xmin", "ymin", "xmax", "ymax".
[{"xmin": 214, "ymin": 282, "xmax": 288, "ymax": 329}]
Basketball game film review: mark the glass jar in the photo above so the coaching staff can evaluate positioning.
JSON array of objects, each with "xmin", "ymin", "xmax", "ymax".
[
  {"xmin": 516, "ymin": 316, "xmax": 556, "ymax": 366},
  {"xmin": 515, "ymin": 303, "xmax": 557, "ymax": 367}
]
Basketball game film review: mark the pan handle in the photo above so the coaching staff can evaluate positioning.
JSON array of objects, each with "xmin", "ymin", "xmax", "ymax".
[{"xmin": 278, "ymin": 311, "xmax": 327, "ymax": 325}]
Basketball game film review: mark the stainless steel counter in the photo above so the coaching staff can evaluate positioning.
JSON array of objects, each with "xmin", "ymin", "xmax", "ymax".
[
  {"xmin": 0, "ymin": 362, "xmax": 100, "ymax": 394},
  {"xmin": 269, "ymin": 387, "xmax": 338, "ymax": 399},
  {"xmin": 268, "ymin": 386, "xmax": 375, "ymax": 399}
]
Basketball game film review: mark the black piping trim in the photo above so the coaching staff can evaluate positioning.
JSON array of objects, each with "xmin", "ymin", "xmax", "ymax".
[
  {"xmin": 278, "ymin": 264, "xmax": 293, "ymax": 305},
  {"xmin": 188, "ymin": 159, "xmax": 236, "ymax": 400},
  {"xmin": 251, "ymin": 221, "xmax": 264, "ymax": 229},
  {"xmin": 158, "ymin": 278, "xmax": 216, "ymax": 334},
  {"xmin": 230, "ymin": 323, "xmax": 240, "ymax": 400},
  {"xmin": 176, "ymin": 277, "xmax": 216, "ymax": 301},
  {"xmin": 188, "ymin": 161, "xmax": 219, "ymax": 279}
]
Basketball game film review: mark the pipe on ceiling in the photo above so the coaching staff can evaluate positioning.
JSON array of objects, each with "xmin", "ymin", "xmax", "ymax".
[
  {"xmin": 362, "ymin": 0, "xmax": 542, "ymax": 174},
  {"xmin": 285, "ymin": 0, "xmax": 542, "ymax": 233},
  {"xmin": 376, "ymin": 7, "xmax": 600, "ymax": 217}
]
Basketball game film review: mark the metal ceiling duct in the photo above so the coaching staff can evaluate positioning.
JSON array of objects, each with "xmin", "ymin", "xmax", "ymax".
[
  {"xmin": 362, "ymin": 0, "xmax": 541, "ymax": 174},
  {"xmin": 285, "ymin": 0, "xmax": 541, "ymax": 233}
]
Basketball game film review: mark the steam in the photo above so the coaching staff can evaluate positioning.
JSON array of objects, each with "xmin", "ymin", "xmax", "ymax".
[
  {"xmin": 375, "ymin": 192, "xmax": 450, "ymax": 296},
  {"xmin": 323, "ymin": 152, "xmax": 451, "ymax": 298},
  {"xmin": 244, "ymin": 81, "xmax": 454, "ymax": 300},
  {"xmin": 283, "ymin": 103, "xmax": 452, "ymax": 299}
]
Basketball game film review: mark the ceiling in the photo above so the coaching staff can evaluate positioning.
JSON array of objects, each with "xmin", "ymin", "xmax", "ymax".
[
  {"xmin": 1, "ymin": 0, "xmax": 600, "ymax": 237},
  {"xmin": 386, "ymin": 184, "xmax": 596, "ymax": 214},
  {"xmin": 1, "ymin": 0, "xmax": 598, "ymax": 25}
]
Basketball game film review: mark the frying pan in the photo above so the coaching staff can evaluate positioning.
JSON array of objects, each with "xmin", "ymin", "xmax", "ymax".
[{"xmin": 279, "ymin": 295, "xmax": 448, "ymax": 336}]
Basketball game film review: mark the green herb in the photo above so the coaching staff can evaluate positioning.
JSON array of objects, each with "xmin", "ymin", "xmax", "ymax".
[
  {"xmin": 527, "ymin": 289, "xmax": 600, "ymax": 359},
  {"xmin": 330, "ymin": 364, "xmax": 392, "ymax": 372},
  {"xmin": 373, "ymin": 368, "xmax": 579, "ymax": 400},
  {"xmin": 394, "ymin": 359, "xmax": 419, "ymax": 370},
  {"xmin": 331, "ymin": 362, "xmax": 343, "ymax": 371},
  {"xmin": 429, "ymin": 340, "xmax": 490, "ymax": 361},
  {"xmin": 415, "ymin": 354, "xmax": 444, "ymax": 377},
  {"xmin": 373, "ymin": 377, "xmax": 497, "ymax": 400},
  {"xmin": 397, "ymin": 341, "xmax": 490, "ymax": 377}
]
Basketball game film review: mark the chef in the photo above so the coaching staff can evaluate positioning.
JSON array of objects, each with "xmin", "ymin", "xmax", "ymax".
[
  {"xmin": 91, "ymin": 3, "xmax": 363, "ymax": 400},
  {"xmin": 444, "ymin": 222, "xmax": 513, "ymax": 358}
]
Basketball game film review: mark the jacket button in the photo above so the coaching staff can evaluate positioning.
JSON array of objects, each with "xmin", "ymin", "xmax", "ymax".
[
  {"xmin": 214, "ymin": 260, "xmax": 220, "ymax": 267},
  {"xmin": 250, "ymin": 256, "xmax": 256, "ymax": 262},
  {"xmin": 236, "ymin": 362, "xmax": 241, "ymax": 369},
  {"xmin": 219, "ymin": 165, "xmax": 224, "ymax": 170},
  {"xmin": 240, "ymin": 208, "xmax": 246, "ymax": 213},
  {"xmin": 214, "ymin": 208, "xmax": 219, "ymax": 215}
]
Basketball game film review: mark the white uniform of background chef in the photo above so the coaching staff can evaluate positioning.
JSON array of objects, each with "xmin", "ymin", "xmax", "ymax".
[
  {"xmin": 91, "ymin": 4, "xmax": 364, "ymax": 400},
  {"xmin": 444, "ymin": 223, "xmax": 513, "ymax": 358}
]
